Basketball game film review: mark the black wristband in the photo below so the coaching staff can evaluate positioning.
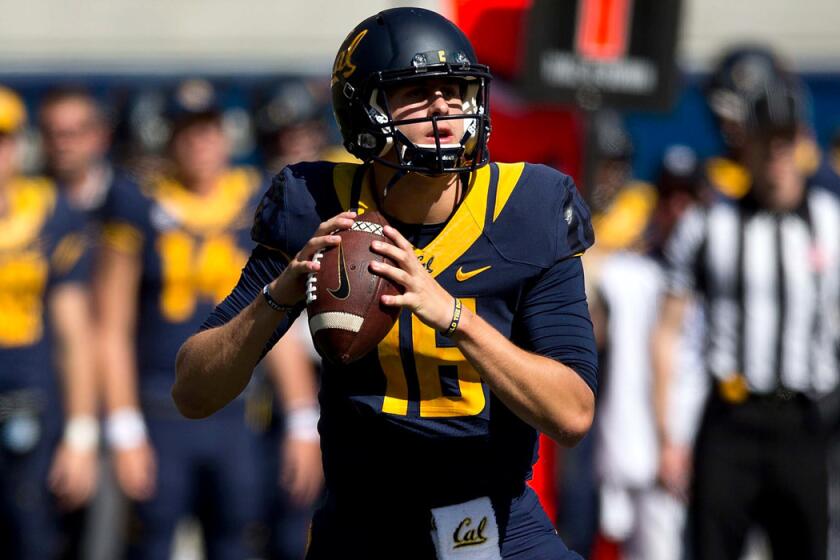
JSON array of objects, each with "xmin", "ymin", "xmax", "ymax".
[
  {"xmin": 440, "ymin": 297, "xmax": 463, "ymax": 338},
  {"xmin": 262, "ymin": 284, "xmax": 294, "ymax": 313}
]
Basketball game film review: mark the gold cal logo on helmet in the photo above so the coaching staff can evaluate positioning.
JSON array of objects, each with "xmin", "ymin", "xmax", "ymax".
[{"xmin": 332, "ymin": 29, "xmax": 368, "ymax": 86}]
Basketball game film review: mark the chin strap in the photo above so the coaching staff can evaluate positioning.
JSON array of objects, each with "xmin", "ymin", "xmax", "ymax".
[{"xmin": 382, "ymin": 169, "xmax": 407, "ymax": 201}]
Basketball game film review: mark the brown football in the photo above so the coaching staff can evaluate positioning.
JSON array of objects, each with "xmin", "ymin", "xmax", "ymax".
[{"xmin": 305, "ymin": 211, "xmax": 401, "ymax": 364}]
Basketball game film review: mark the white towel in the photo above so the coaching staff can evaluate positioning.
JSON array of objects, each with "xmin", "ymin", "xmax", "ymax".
[{"xmin": 430, "ymin": 497, "xmax": 502, "ymax": 560}]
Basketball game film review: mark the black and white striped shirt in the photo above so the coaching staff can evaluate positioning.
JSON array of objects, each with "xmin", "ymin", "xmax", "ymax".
[{"xmin": 665, "ymin": 187, "xmax": 840, "ymax": 396}]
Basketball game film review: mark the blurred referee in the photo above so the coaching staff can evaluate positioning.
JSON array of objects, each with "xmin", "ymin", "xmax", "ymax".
[{"xmin": 653, "ymin": 78, "xmax": 838, "ymax": 560}]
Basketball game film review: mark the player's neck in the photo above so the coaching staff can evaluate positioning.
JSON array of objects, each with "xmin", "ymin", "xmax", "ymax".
[
  {"xmin": 56, "ymin": 162, "xmax": 106, "ymax": 206},
  {"xmin": 177, "ymin": 167, "xmax": 226, "ymax": 196},
  {"xmin": 371, "ymin": 164, "xmax": 462, "ymax": 225}
]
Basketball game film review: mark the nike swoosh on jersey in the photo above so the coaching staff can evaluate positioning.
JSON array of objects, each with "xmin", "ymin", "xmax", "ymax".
[
  {"xmin": 328, "ymin": 244, "xmax": 351, "ymax": 299},
  {"xmin": 455, "ymin": 265, "xmax": 492, "ymax": 282}
]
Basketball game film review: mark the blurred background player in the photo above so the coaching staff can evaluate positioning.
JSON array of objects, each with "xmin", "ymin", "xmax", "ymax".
[
  {"xmin": 95, "ymin": 78, "xmax": 321, "ymax": 559},
  {"xmin": 0, "ymin": 85, "xmax": 98, "ymax": 559},
  {"xmin": 38, "ymin": 86, "xmax": 136, "ymax": 220},
  {"xmin": 254, "ymin": 79, "xmax": 330, "ymax": 175},
  {"xmin": 592, "ymin": 144, "xmax": 706, "ymax": 560},
  {"xmin": 253, "ymin": 78, "xmax": 329, "ymax": 560},
  {"xmin": 559, "ymin": 111, "xmax": 651, "ymax": 557},
  {"xmin": 654, "ymin": 78, "xmax": 838, "ymax": 560}
]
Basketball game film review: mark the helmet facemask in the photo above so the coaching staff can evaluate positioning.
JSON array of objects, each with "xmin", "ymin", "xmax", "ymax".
[{"xmin": 359, "ymin": 66, "xmax": 491, "ymax": 175}]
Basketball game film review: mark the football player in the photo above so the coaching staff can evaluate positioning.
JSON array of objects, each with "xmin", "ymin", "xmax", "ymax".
[
  {"xmin": 254, "ymin": 78, "xmax": 331, "ymax": 175},
  {"xmin": 593, "ymin": 145, "xmax": 707, "ymax": 560},
  {"xmin": 0, "ymin": 85, "xmax": 98, "ymax": 558},
  {"xmin": 96, "ymin": 79, "xmax": 321, "ymax": 559},
  {"xmin": 38, "ymin": 87, "xmax": 137, "ymax": 220},
  {"xmin": 174, "ymin": 8, "xmax": 597, "ymax": 560},
  {"xmin": 254, "ymin": 78, "xmax": 331, "ymax": 560}
]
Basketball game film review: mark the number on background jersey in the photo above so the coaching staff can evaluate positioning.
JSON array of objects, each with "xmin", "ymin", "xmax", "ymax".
[
  {"xmin": 157, "ymin": 231, "xmax": 246, "ymax": 322},
  {"xmin": 0, "ymin": 252, "xmax": 48, "ymax": 346}
]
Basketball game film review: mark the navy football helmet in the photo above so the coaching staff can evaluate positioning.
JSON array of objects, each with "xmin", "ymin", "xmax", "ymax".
[
  {"xmin": 706, "ymin": 45, "xmax": 789, "ymax": 125},
  {"xmin": 331, "ymin": 7, "xmax": 491, "ymax": 175}
]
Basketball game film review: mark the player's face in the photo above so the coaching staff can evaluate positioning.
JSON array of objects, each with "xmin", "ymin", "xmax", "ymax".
[
  {"xmin": 747, "ymin": 130, "xmax": 803, "ymax": 210},
  {"xmin": 386, "ymin": 78, "xmax": 465, "ymax": 148},
  {"xmin": 40, "ymin": 99, "xmax": 108, "ymax": 179},
  {"xmin": 276, "ymin": 121, "xmax": 327, "ymax": 166},
  {"xmin": 171, "ymin": 117, "xmax": 229, "ymax": 185},
  {"xmin": 0, "ymin": 133, "xmax": 18, "ymax": 186}
]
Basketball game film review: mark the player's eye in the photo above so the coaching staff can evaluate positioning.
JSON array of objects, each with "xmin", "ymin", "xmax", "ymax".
[
  {"xmin": 406, "ymin": 86, "xmax": 430, "ymax": 101},
  {"xmin": 439, "ymin": 84, "xmax": 461, "ymax": 100}
]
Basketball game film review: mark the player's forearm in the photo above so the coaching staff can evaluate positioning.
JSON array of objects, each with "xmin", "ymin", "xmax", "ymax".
[
  {"xmin": 264, "ymin": 330, "xmax": 319, "ymax": 411},
  {"xmin": 651, "ymin": 295, "xmax": 688, "ymax": 445},
  {"xmin": 58, "ymin": 330, "xmax": 97, "ymax": 418},
  {"xmin": 173, "ymin": 293, "xmax": 287, "ymax": 419},
  {"xmin": 652, "ymin": 325, "xmax": 678, "ymax": 445},
  {"xmin": 51, "ymin": 286, "xmax": 98, "ymax": 418},
  {"xmin": 99, "ymin": 326, "xmax": 143, "ymax": 412},
  {"xmin": 453, "ymin": 308, "xmax": 594, "ymax": 446}
]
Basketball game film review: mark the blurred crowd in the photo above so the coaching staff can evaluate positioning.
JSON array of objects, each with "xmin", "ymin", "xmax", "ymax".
[{"xmin": 1, "ymin": 42, "xmax": 840, "ymax": 560}]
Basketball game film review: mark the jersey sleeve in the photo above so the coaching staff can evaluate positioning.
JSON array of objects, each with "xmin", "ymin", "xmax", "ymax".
[
  {"xmin": 200, "ymin": 233, "xmax": 302, "ymax": 359},
  {"xmin": 99, "ymin": 178, "xmax": 148, "ymax": 256},
  {"xmin": 513, "ymin": 256, "xmax": 598, "ymax": 395},
  {"xmin": 662, "ymin": 205, "xmax": 707, "ymax": 296},
  {"xmin": 251, "ymin": 172, "xmax": 289, "ymax": 253},
  {"xmin": 49, "ymin": 199, "xmax": 91, "ymax": 287},
  {"xmin": 555, "ymin": 173, "xmax": 595, "ymax": 261},
  {"xmin": 250, "ymin": 165, "xmax": 328, "ymax": 258}
]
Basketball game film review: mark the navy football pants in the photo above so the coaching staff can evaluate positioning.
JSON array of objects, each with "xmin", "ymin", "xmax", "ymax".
[
  {"xmin": 306, "ymin": 485, "xmax": 584, "ymax": 560},
  {"xmin": 127, "ymin": 411, "xmax": 265, "ymax": 560}
]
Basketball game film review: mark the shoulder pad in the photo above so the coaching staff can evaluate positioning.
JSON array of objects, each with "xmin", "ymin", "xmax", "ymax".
[
  {"xmin": 251, "ymin": 162, "xmax": 341, "ymax": 258},
  {"xmin": 102, "ymin": 176, "xmax": 151, "ymax": 226},
  {"xmin": 489, "ymin": 163, "xmax": 594, "ymax": 267}
]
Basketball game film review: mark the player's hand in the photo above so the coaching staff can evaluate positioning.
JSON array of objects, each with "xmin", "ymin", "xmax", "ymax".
[
  {"xmin": 369, "ymin": 225, "xmax": 454, "ymax": 331},
  {"xmin": 48, "ymin": 443, "xmax": 98, "ymax": 510},
  {"xmin": 280, "ymin": 436, "xmax": 324, "ymax": 508},
  {"xmin": 113, "ymin": 442, "xmax": 157, "ymax": 501},
  {"xmin": 268, "ymin": 211, "xmax": 356, "ymax": 306},
  {"xmin": 657, "ymin": 441, "xmax": 691, "ymax": 502}
]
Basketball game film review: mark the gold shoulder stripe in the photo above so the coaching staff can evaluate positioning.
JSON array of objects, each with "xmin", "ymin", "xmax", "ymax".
[
  {"xmin": 332, "ymin": 163, "xmax": 358, "ymax": 212},
  {"xmin": 417, "ymin": 165, "xmax": 491, "ymax": 278},
  {"xmin": 332, "ymin": 163, "xmax": 375, "ymax": 214},
  {"xmin": 0, "ymin": 176, "xmax": 58, "ymax": 251},
  {"xmin": 101, "ymin": 222, "xmax": 144, "ymax": 255},
  {"xmin": 592, "ymin": 181, "xmax": 657, "ymax": 251},
  {"xmin": 148, "ymin": 167, "xmax": 258, "ymax": 234},
  {"xmin": 51, "ymin": 233, "xmax": 86, "ymax": 275},
  {"xmin": 492, "ymin": 162, "xmax": 525, "ymax": 222}
]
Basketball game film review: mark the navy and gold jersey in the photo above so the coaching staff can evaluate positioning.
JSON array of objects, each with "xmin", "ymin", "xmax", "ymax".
[
  {"xmin": 204, "ymin": 161, "xmax": 597, "ymax": 507},
  {"xmin": 0, "ymin": 177, "xmax": 88, "ymax": 392},
  {"xmin": 101, "ymin": 167, "xmax": 264, "ymax": 401}
]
